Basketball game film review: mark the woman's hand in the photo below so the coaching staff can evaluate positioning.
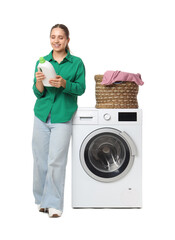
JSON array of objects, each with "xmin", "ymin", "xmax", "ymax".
[
  {"xmin": 35, "ymin": 72, "xmax": 45, "ymax": 93},
  {"xmin": 49, "ymin": 75, "xmax": 66, "ymax": 88},
  {"xmin": 36, "ymin": 72, "xmax": 45, "ymax": 83}
]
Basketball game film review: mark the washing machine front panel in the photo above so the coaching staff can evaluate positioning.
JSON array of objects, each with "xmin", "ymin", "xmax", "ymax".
[{"xmin": 80, "ymin": 128, "xmax": 136, "ymax": 182}]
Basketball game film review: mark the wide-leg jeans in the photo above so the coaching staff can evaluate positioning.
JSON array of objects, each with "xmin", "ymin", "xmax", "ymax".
[{"xmin": 32, "ymin": 114, "xmax": 72, "ymax": 213}]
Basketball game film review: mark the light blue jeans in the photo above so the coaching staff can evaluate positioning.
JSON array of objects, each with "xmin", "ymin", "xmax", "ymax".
[{"xmin": 32, "ymin": 114, "xmax": 72, "ymax": 213}]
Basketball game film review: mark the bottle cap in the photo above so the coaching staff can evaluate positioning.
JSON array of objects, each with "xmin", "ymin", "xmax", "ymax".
[{"xmin": 39, "ymin": 57, "xmax": 45, "ymax": 64}]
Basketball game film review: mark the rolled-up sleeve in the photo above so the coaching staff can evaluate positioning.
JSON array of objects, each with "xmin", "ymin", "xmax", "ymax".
[
  {"xmin": 63, "ymin": 60, "xmax": 86, "ymax": 96},
  {"xmin": 32, "ymin": 61, "xmax": 46, "ymax": 99}
]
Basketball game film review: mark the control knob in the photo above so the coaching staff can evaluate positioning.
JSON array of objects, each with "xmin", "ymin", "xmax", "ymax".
[{"xmin": 103, "ymin": 113, "xmax": 111, "ymax": 121}]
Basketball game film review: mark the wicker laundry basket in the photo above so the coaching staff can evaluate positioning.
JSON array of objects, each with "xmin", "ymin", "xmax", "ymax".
[{"xmin": 95, "ymin": 75, "xmax": 139, "ymax": 109}]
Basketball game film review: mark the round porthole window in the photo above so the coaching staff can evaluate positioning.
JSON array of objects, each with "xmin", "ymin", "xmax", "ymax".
[{"xmin": 80, "ymin": 128, "xmax": 136, "ymax": 182}]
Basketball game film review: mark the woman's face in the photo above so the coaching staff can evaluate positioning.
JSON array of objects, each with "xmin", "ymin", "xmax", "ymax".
[{"xmin": 50, "ymin": 27, "xmax": 69, "ymax": 53}]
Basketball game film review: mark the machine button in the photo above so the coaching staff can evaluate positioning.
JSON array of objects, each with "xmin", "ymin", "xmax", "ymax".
[{"xmin": 104, "ymin": 113, "xmax": 111, "ymax": 121}]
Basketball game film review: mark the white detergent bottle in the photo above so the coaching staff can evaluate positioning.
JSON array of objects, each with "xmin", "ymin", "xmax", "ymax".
[{"xmin": 37, "ymin": 57, "xmax": 57, "ymax": 87}]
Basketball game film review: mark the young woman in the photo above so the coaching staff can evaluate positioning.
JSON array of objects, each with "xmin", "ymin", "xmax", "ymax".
[{"xmin": 32, "ymin": 24, "xmax": 86, "ymax": 218}]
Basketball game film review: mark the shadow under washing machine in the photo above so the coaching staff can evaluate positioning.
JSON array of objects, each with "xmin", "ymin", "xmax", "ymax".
[{"xmin": 72, "ymin": 108, "xmax": 142, "ymax": 208}]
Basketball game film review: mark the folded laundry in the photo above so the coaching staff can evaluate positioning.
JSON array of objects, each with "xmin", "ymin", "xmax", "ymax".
[{"xmin": 101, "ymin": 71, "xmax": 144, "ymax": 86}]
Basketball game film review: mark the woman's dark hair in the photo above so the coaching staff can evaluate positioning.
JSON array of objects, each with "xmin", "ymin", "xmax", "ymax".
[{"xmin": 50, "ymin": 24, "xmax": 70, "ymax": 52}]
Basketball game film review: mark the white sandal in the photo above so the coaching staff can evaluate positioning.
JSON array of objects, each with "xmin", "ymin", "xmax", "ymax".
[
  {"xmin": 48, "ymin": 208, "xmax": 62, "ymax": 218},
  {"xmin": 37, "ymin": 205, "xmax": 48, "ymax": 213}
]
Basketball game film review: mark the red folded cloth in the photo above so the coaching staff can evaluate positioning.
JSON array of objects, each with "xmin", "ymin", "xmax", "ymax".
[{"xmin": 101, "ymin": 70, "xmax": 144, "ymax": 86}]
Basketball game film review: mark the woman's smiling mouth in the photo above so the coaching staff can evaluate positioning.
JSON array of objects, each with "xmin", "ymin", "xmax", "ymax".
[{"xmin": 54, "ymin": 44, "xmax": 61, "ymax": 48}]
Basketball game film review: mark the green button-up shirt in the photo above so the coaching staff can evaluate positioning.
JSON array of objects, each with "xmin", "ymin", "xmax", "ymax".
[{"xmin": 33, "ymin": 50, "xmax": 86, "ymax": 123}]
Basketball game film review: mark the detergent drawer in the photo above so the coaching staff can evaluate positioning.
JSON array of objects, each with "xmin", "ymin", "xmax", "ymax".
[{"xmin": 72, "ymin": 109, "xmax": 98, "ymax": 125}]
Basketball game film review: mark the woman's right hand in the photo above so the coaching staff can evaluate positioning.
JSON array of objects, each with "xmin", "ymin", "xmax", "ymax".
[
  {"xmin": 35, "ymin": 72, "xmax": 45, "ymax": 83},
  {"xmin": 35, "ymin": 72, "xmax": 45, "ymax": 93}
]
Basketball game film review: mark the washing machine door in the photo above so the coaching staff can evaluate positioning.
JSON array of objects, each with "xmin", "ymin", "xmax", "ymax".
[{"xmin": 80, "ymin": 128, "xmax": 136, "ymax": 182}]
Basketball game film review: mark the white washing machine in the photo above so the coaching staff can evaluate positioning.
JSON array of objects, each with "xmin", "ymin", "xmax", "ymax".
[{"xmin": 72, "ymin": 108, "xmax": 142, "ymax": 208}]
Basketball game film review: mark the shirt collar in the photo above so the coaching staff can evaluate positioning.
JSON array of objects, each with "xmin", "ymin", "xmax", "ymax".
[
  {"xmin": 47, "ymin": 50, "xmax": 73, "ymax": 63},
  {"xmin": 65, "ymin": 50, "xmax": 73, "ymax": 62}
]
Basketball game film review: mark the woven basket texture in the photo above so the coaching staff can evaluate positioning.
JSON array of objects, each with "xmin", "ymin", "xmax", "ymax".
[{"xmin": 95, "ymin": 75, "xmax": 139, "ymax": 109}]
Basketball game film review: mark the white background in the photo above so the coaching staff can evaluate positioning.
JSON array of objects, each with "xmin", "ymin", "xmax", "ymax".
[{"xmin": 0, "ymin": 0, "xmax": 175, "ymax": 239}]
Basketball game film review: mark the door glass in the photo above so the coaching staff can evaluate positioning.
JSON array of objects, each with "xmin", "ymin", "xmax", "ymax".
[{"xmin": 87, "ymin": 134, "xmax": 127, "ymax": 173}]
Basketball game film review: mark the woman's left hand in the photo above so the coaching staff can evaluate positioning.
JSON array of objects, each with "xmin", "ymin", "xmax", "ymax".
[{"xmin": 49, "ymin": 75, "xmax": 66, "ymax": 88}]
